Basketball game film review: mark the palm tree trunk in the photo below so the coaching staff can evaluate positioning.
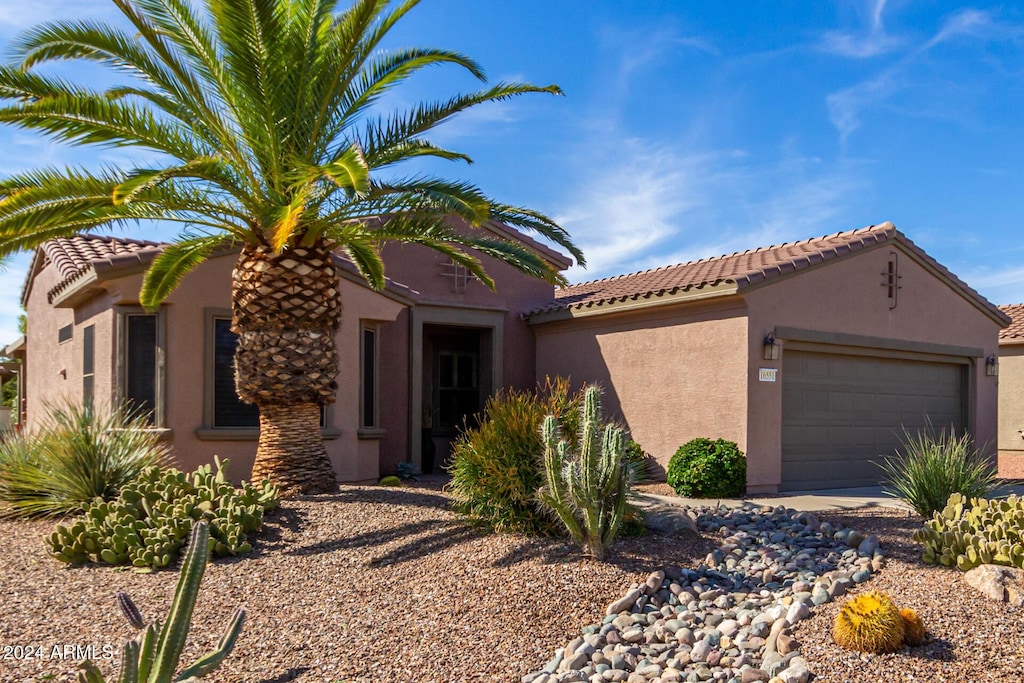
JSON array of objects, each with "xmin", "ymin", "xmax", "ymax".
[{"xmin": 232, "ymin": 242, "xmax": 341, "ymax": 495}]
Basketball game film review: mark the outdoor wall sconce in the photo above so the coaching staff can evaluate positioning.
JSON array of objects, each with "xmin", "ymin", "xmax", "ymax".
[
  {"xmin": 986, "ymin": 354, "xmax": 999, "ymax": 377},
  {"xmin": 763, "ymin": 332, "xmax": 779, "ymax": 361}
]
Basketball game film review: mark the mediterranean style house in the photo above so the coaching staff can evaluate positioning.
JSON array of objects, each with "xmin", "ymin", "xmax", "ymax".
[{"xmin": 2, "ymin": 221, "xmax": 1011, "ymax": 492}]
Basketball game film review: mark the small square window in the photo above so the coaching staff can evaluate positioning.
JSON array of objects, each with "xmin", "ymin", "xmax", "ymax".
[{"xmin": 58, "ymin": 324, "xmax": 73, "ymax": 344}]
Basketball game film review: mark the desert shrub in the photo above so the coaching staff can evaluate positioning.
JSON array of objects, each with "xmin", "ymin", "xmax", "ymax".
[
  {"xmin": 48, "ymin": 456, "xmax": 279, "ymax": 571},
  {"xmin": 666, "ymin": 438, "xmax": 746, "ymax": 498},
  {"xmin": 378, "ymin": 476, "xmax": 401, "ymax": 487},
  {"xmin": 537, "ymin": 386, "xmax": 636, "ymax": 560},
  {"xmin": 446, "ymin": 378, "xmax": 582, "ymax": 535},
  {"xmin": 0, "ymin": 401, "xmax": 170, "ymax": 518},
  {"xmin": 912, "ymin": 492, "xmax": 1024, "ymax": 570},
  {"xmin": 879, "ymin": 425, "xmax": 997, "ymax": 517},
  {"xmin": 625, "ymin": 439, "xmax": 660, "ymax": 483}
]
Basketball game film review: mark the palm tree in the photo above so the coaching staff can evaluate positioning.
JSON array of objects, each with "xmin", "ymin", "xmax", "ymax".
[{"xmin": 0, "ymin": 0, "xmax": 583, "ymax": 495}]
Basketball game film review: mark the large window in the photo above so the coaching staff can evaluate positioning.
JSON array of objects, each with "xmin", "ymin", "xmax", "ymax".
[
  {"xmin": 213, "ymin": 318, "xmax": 260, "ymax": 428},
  {"xmin": 117, "ymin": 308, "xmax": 164, "ymax": 426}
]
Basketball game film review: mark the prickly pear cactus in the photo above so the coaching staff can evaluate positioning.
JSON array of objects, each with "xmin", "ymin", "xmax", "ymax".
[
  {"xmin": 49, "ymin": 457, "xmax": 279, "ymax": 570},
  {"xmin": 912, "ymin": 492, "xmax": 1024, "ymax": 571},
  {"xmin": 75, "ymin": 521, "xmax": 245, "ymax": 683},
  {"xmin": 833, "ymin": 591, "xmax": 905, "ymax": 653}
]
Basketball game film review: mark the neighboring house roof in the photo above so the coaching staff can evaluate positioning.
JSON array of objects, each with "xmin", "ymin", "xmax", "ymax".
[
  {"xmin": 528, "ymin": 222, "xmax": 1010, "ymax": 327},
  {"xmin": 999, "ymin": 304, "xmax": 1024, "ymax": 343},
  {"xmin": 1, "ymin": 336, "xmax": 25, "ymax": 359}
]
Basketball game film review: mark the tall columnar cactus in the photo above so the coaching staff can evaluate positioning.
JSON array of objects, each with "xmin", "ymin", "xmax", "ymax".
[
  {"xmin": 76, "ymin": 521, "xmax": 246, "ymax": 683},
  {"xmin": 537, "ymin": 385, "xmax": 633, "ymax": 561}
]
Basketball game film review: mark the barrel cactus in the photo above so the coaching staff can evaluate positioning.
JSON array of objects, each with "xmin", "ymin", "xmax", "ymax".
[
  {"xmin": 900, "ymin": 608, "xmax": 926, "ymax": 646},
  {"xmin": 833, "ymin": 591, "xmax": 905, "ymax": 653}
]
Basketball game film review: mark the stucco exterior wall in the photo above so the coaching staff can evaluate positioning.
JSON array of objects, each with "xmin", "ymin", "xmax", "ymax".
[
  {"xmin": 997, "ymin": 343, "xmax": 1024, "ymax": 478},
  {"xmin": 744, "ymin": 242, "xmax": 1002, "ymax": 491},
  {"xmin": 24, "ymin": 262, "xmax": 81, "ymax": 429},
  {"xmin": 376, "ymin": 241, "xmax": 559, "ymax": 474},
  {"xmin": 109, "ymin": 252, "xmax": 405, "ymax": 481},
  {"xmin": 533, "ymin": 301, "xmax": 749, "ymax": 473}
]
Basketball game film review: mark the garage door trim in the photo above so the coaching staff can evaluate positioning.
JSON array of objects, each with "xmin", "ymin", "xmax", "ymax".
[{"xmin": 774, "ymin": 325, "xmax": 983, "ymax": 360}]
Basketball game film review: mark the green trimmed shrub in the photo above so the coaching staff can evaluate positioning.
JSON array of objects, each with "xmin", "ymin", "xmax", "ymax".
[
  {"xmin": 48, "ymin": 456, "xmax": 278, "ymax": 571},
  {"xmin": 379, "ymin": 475, "xmax": 401, "ymax": 487},
  {"xmin": 446, "ymin": 377, "xmax": 581, "ymax": 535},
  {"xmin": 0, "ymin": 401, "xmax": 170, "ymax": 519},
  {"xmin": 879, "ymin": 425, "xmax": 997, "ymax": 517},
  {"xmin": 667, "ymin": 438, "xmax": 746, "ymax": 498}
]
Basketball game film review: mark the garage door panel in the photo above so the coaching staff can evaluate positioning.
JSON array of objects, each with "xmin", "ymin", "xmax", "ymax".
[{"xmin": 781, "ymin": 350, "xmax": 965, "ymax": 491}]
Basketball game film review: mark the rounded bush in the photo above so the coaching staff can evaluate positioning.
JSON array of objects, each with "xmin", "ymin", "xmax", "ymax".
[
  {"xmin": 378, "ymin": 476, "xmax": 401, "ymax": 487},
  {"xmin": 666, "ymin": 438, "xmax": 746, "ymax": 498}
]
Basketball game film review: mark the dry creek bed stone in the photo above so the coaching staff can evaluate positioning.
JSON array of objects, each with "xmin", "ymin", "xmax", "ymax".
[{"xmin": 523, "ymin": 503, "xmax": 884, "ymax": 683}]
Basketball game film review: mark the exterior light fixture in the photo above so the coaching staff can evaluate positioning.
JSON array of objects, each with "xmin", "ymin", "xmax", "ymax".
[
  {"xmin": 986, "ymin": 354, "xmax": 999, "ymax": 377},
  {"xmin": 763, "ymin": 332, "xmax": 779, "ymax": 361}
]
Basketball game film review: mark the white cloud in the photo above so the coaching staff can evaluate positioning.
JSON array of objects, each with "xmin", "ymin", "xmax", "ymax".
[
  {"xmin": 819, "ymin": 0, "xmax": 904, "ymax": 58},
  {"xmin": 926, "ymin": 8, "xmax": 1022, "ymax": 48},
  {"xmin": 826, "ymin": 70, "xmax": 900, "ymax": 144},
  {"xmin": 0, "ymin": 253, "xmax": 31, "ymax": 348}
]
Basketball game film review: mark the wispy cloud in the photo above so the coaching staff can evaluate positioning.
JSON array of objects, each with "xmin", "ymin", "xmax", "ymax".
[
  {"xmin": 0, "ymin": 253, "xmax": 31, "ymax": 346},
  {"xmin": 0, "ymin": 0, "xmax": 115, "ymax": 31},
  {"xmin": 819, "ymin": 0, "xmax": 903, "ymax": 58},
  {"xmin": 824, "ymin": 7, "xmax": 1023, "ymax": 143}
]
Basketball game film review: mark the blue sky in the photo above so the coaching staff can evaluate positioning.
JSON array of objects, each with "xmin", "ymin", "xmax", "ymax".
[{"xmin": 2, "ymin": 0, "xmax": 1024, "ymax": 345}]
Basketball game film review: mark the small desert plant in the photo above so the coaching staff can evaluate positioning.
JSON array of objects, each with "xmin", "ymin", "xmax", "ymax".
[
  {"xmin": 378, "ymin": 476, "xmax": 401, "ymax": 487},
  {"xmin": 900, "ymin": 608, "xmax": 926, "ymax": 646},
  {"xmin": 625, "ymin": 439, "xmax": 660, "ymax": 483},
  {"xmin": 666, "ymin": 438, "xmax": 746, "ymax": 498},
  {"xmin": 879, "ymin": 425, "xmax": 998, "ymax": 517},
  {"xmin": 49, "ymin": 457, "xmax": 278, "ymax": 570},
  {"xmin": 446, "ymin": 378, "xmax": 582, "ymax": 535},
  {"xmin": 832, "ymin": 591, "xmax": 905, "ymax": 653},
  {"xmin": 0, "ymin": 401, "xmax": 170, "ymax": 518},
  {"xmin": 537, "ymin": 385, "xmax": 635, "ymax": 560},
  {"xmin": 76, "ymin": 521, "xmax": 245, "ymax": 683}
]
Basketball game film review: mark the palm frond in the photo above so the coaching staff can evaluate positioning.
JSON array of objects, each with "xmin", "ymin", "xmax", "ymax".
[
  {"xmin": 140, "ymin": 233, "xmax": 235, "ymax": 308},
  {"xmin": 341, "ymin": 238, "xmax": 386, "ymax": 289}
]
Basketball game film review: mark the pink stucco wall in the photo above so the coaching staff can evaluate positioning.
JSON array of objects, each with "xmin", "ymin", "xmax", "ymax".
[
  {"xmin": 744, "ymin": 242, "xmax": 1001, "ymax": 491},
  {"xmin": 533, "ymin": 300, "xmax": 749, "ymax": 473}
]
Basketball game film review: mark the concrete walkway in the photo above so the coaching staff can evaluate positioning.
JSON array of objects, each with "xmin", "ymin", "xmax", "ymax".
[{"xmin": 636, "ymin": 483, "xmax": 1024, "ymax": 514}]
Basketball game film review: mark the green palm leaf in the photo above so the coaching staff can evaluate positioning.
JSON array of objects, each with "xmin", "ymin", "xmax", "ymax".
[{"xmin": 140, "ymin": 234, "xmax": 235, "ymax": 309}]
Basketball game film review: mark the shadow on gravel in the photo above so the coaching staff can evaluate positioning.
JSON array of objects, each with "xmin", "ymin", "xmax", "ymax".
[
  {"xmin": 256, "ymin": 666, "xmax": 310, "ymax": 682},
  {"xmin": 906, "ymin": 637, "xmax": 956, "ymax": 662},
  {"xmin": 308, "ymin": 486, "xmax": 451, "ymax": 511},
  {"xmin": 284, "ymin": 518, "xmax": 482, "ymax": 564}
]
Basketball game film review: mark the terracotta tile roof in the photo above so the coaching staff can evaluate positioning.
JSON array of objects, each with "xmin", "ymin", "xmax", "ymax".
[
  {"xmin": 529, "ymin": 222, "xmax": 1009, "ymax": 325},
  {"xmin": 999, "ymin": 304, "xmax": 1024, "ymax": 341},
  {"xmin": 42, "ymin": 235, "xmax": 165, "ymax": 303}
]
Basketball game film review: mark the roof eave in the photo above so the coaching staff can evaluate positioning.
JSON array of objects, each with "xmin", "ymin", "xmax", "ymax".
[
  {"xmin": 1, "ymin": 335, "xmax": 25, "ymax": 359},
  {"xmin": 527, "ymin": 282, "xmax": 740, "ymax": 325}
]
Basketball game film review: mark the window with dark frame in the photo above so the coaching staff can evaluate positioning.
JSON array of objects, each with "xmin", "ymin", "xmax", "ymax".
[
  {"xmin": 58, "ymin": 324, "xmax": 73, "ymax": 344},
  {"xmin": 360, "ymin": 325, "xmax": 377, "ymax": 429},
  {"xmin": 124, "ymin": 314, "xmax": 158, "ymax": 423},
  {"xmin": 82, "ymin": 325, "xmax": 94, "ymax": 407},
  {"xmin": 213, "ymin": 318, "xmax": 260, "ymax": 428},
  {"xmin": 211, "ymin": 317, "xmax": 326, "ymax": 429}
]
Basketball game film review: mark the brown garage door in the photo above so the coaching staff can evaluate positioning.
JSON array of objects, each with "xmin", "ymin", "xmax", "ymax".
[{"xmin": 781, "ymin": 350, "xmax": 966, "ymax": 491}]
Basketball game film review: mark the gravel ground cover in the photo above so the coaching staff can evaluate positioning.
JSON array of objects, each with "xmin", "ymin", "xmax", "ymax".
[{"xmin": 1, "ymin": 483, "xmax": 1022, "ymax": 682}]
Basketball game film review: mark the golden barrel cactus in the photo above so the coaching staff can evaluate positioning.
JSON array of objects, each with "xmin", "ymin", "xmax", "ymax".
[
  {"xmin": 900, "ymin": 608, "xmax": 926, "ymax": 646},
  {"xmin": 833, "ymin": 591, "xmax": 905, "ymax": 653}
]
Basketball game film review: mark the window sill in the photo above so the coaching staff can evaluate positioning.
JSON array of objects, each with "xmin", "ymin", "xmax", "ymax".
[
  {"xmin": 107, "ymin": 427, "xmax": 173, "ymax": 442},
  {"xmin": 357, "ymin": 427, "xmax": 386, "ymax": 440},
  {"xmin": 195, "ymin": 427, "xmax": 342, "ymax": 441}
]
